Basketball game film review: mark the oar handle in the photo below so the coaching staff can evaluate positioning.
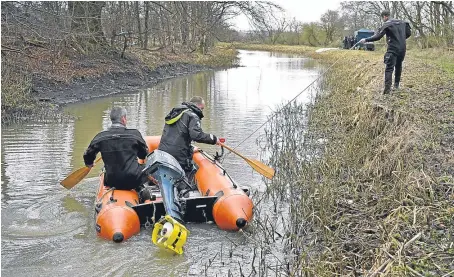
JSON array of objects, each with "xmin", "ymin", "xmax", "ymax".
[
  {"xmin": 93, "ymin": 156, "xmax": 103, "ymax": 165},
  {"xmin": 220, "ymin": 143, "xmax": 245, "ymax": 160}
]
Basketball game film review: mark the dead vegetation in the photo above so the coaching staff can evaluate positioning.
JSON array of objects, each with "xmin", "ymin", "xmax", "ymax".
[
  {"xmin": 0, "ymin": 43, "xmax": 238, "ymax": 125},
  {"xmin": 235, "ymin": 44, "xmax": 454, "ymax": 276}
]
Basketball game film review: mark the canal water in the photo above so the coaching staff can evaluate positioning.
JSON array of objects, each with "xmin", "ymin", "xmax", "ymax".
[{"xmin": 1, "ymin": 50, "xmax": 320, "ymax": 276}]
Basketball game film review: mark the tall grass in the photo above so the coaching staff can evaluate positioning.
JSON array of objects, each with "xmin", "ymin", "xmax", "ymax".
[
  {"xmin": 255, "ymin": 45, "xmax": 454, "ymax": 276},
  {"xmin": 1, "ymin": 62, "xmax": 36, "ymax": 123}
]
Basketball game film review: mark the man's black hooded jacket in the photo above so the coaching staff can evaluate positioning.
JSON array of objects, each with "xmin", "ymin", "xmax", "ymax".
[
  {"xmin": 365, "ymin": 19, "xmax": 411, "ymax": 54},
  {"xmin": 158, "ymin": 102, "xmax": 217, "ymax": 171}
]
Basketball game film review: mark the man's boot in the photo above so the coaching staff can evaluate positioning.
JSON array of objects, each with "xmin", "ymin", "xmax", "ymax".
[
  {"xmin": 383, "ymin": 85, "xmax": 391, "ymax": 94},
  {"xmin": 393, "ymin": 82, "xmax": 400, "ymax": 90}
]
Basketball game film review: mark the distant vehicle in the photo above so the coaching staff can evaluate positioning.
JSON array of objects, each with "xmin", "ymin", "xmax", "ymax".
[{"xmin": 354, "ymin": 29, "xmax": 375, "ymax": 51}]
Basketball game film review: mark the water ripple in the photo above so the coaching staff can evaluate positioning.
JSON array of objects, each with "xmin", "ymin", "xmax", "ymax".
[{"xmin": 1, "ymin": 49, "xmax": 319, "ymax": 276}]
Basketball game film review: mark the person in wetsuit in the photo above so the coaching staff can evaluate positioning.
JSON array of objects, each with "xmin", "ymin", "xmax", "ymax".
[
  {"xmin": 83, "ymin": 106, "xmax": 151, "ymax": 201},
  {"xmin": 359, "ymin": 10, "xmax": 411, "ymax": 94}
]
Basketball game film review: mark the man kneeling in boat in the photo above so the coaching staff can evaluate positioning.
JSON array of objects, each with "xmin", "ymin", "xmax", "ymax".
[
  {"xmin": 158, "ymin": 96, "xmax": 220, "ymax": 197},
  {"xmin": 83, "ymin": 107, "xmax": 151, "ymax": 202}
]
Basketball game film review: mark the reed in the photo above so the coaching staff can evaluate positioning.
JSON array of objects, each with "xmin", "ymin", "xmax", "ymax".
[{"xmin": 255, "ymin": 44, "xmax": 454, "ymax": 276}]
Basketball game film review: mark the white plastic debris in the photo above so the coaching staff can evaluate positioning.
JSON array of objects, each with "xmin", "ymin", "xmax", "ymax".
[{"xmin": 315, "ymin": 48, "xmax": 339, "ymax": 53}]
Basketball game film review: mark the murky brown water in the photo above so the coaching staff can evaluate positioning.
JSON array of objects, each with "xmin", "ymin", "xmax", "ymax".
[{"xmin": 1, "ymin": 50, "xmax": 320, "ymax": 276}]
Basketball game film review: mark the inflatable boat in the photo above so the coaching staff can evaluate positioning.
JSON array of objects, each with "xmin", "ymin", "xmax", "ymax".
[{"xmin": 94, "ymin": 136, "xmax": 253, "ymax": 245}]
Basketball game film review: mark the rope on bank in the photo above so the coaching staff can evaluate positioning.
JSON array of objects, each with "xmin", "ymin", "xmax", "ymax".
[{"xmin": 227, "ymin": 43, "xmax": 359, "ymax": 154}]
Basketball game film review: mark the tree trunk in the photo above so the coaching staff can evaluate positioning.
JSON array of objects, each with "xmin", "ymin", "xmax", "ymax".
[
  {"xmin": 442, "ymin": 2, "xmax": 453, "ymax": 46},
  {"xmin": 135, "ymin": 1, "xmax": 142, "ymax": 47},
  {"xmin": 144, "ymin": 2, "xmax": 149, "ymax": 49},
  {"xmin": 180, "ymin": 2, "xmax": 189, "ymax": 45}
]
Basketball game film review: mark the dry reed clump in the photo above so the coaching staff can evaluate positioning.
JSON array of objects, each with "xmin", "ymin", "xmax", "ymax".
[
  {"xmin": 1, "ymin": 59, "xmax": 36, "ymax": 122},
  {"xmin": 260, "ymin": 51, "xmax": 453, "ymax": 276},
  {"xmin": 191, "ymin": 44, "xmax": 240, "ymax": 68},
  {"xmin": 1, "ymin": 56, "xmax": 74, "ymax": 125}
]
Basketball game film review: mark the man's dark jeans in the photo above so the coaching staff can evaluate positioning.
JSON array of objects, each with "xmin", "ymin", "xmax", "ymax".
[{"xmin": 384, "ymin": 51, "xmax": 406, "ymax": 92}]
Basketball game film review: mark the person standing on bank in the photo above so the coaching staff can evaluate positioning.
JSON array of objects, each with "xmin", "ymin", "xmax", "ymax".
[
  {"xmin": 83, "ymin": 107, "xmax": 151, "ymax": 201},
  {"xmin": 158, "ymin": 96, "xmax": 220, "ymax": 196},
  {"xmin": 359, "ymin": 10, "xmax": 411, "ymax": 94},
  {"xmin": 343, "ymin": 36, "xmax": 348, "ymax": 49}
]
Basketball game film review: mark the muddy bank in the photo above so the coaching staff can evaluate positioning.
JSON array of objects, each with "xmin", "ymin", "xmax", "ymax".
[
  {"xmin": 2, "ymin": 62, "xmax": 214, "ymax": 125},
  {"xmin": 32, "ymin": 62, "xmax": 214, "ymax": 105},
  {"xmin": 1, "ymin": 45, "xmax": 239, "ymax": 125}
]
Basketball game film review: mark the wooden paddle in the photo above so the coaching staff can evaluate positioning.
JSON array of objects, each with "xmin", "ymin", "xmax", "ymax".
[
  {"xmin": 60, "ymin": 156, "xmax": 103, "ymax": 189},
  {"xmin": 220, "ymin": 143, "xmax": 275, "ymax": 180}
]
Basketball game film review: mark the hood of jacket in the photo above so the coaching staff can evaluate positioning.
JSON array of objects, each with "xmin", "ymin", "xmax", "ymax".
[{"xmin": 164, "ymin": 102, "xmax": 204, "ymax": 123}]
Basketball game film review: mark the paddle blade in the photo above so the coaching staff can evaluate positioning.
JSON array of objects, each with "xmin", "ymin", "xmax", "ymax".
[
  {"xmin": 220, "ymin": 143, "xmax": 275, "ymax": 179},
  {"xmin": 246, "ymin": 159, "xmax": 275, "ymax": 180},
  {"xmin": 60, "ymin": 166, "xmax": 91, "ymax": 189}
]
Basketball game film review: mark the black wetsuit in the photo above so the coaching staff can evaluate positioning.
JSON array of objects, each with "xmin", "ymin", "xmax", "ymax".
[{"xmin": 365, "ymin": 19, "xmax": 411, "ymax": 92}]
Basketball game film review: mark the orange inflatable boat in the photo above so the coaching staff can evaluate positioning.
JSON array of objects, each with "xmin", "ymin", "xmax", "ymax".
[
  {"xmin": 94, "ymin": 174, "xmax": 141, "ymax": 242},
  {"xmin": 94, "ymin": 136, "xmax": 253, "ymax": 243}
]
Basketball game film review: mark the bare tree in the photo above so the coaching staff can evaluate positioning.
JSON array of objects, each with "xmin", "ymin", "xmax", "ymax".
[
  {"xmin": 143, "ymin": 2, "xmax": 150, "ymax": 49},
  {"xmin": 320, "ymin": 9, "xmax": 343, "ymax": 45},
  {"xmin": 340, "ymin": 1, "xmax": 454, "ymax": 47},
  {"xmin": 68, "ymin": 1, "xmax": 106, "ymax": 50},
  {"xmin": 134, "ymin": 1, "xmax": 142, "ymax": 47}
]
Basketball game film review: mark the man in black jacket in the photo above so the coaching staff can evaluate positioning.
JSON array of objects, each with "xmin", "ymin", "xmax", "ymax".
[
  {"xmin": 83, "ymin": 107, "xmax": 150, "ymax": 200},
  {"xmin": 158, "ymin": 96, "xmax": 219, "ymax": 195},
  {"xmin": 359, "ymin": 10, "xmax": 411, "ymax": 94}
]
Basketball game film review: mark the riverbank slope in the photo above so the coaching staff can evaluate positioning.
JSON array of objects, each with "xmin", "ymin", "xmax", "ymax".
[
  {"xmin": 1, "ymin": 45, "xmax": 238, "ymax": 124},
  {"xmin": 236, "ymin": 43, "xmax": 454, "ymax": 276}
]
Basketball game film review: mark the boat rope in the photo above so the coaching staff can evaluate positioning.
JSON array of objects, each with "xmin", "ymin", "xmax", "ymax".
[
  {"xmin": 97, "ymin": 187, "xmax": 116, "ymax": 203},
  {"xmin": 198, "ymin": 149, "xmax": 238, "ymax": 188},
  {"xmin": 225, "ymin": 43, "xmax": 360, "ymax": 155}
]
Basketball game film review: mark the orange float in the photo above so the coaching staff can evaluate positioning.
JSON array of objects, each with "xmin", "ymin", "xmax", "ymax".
[
  {"xmin": 145, "ymin": 136, "xmax": 253, "ymax": 230},
  {"xmin": 94, "ymin": 174, "xmax": 141, "ymax": 242},
  {"xmin": 94, "ymin": 136, "xmax": 254, "ymax": 242}
]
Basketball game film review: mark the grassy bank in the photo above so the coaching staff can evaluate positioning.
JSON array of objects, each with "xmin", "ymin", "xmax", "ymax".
[
  {"xmin": 242, "ymin": 44, "xmax": 453, "ymax": 276},
  {"xmin": 129, "ymin": 43, "xmax": 239, "ymax": 69},
  {"xmin": 228, "ymin": 42, "xmax": 318, "ymax": 56},
  {"xmin": 1, "ymin": 44, "xmax": 238, "ymax": 124}
]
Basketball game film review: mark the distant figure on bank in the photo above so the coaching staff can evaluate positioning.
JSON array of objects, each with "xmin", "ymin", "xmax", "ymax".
[
  {"xmin": 359, "ymin": 10, "xmax": 411, "ymax": 94},
  {"xmin": 158, "ymin": 96, "xmax": 220, "ymax": 197},
  {"xmin": 343, "ymin": 36, "xmax": 348, "ymax": 49},
  {"xmin": 83, "ymin": 107, "xmax": 151, "ymax": 201}
]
